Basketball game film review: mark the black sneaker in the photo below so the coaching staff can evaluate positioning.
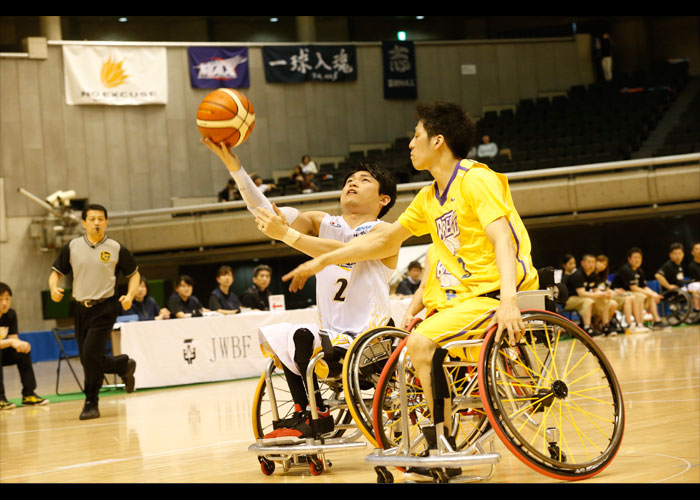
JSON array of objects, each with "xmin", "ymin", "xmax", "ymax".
[
  {"xmin": 79, "ymin": 401, "xmax": 100, "ymax": 420},
  {"xmin": 121, "ymin": 359, "xmax": 136, "ymax": 393},
  {"xmin": 404, "ymin": 426, "xmax": 462, "ymax": 482},
  {"xmin": 264, "ymin": 408, "xmax": 334, "ymax": 440}
]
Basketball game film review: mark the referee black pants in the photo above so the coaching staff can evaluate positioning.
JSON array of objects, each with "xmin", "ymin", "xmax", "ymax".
[
  {"xmin": 74, "ymin": 298, "xmax": 129, "ymax": 404},
  {"xmin": 0, "ymin": 347, "xmax": 38, "ymax": 399}
]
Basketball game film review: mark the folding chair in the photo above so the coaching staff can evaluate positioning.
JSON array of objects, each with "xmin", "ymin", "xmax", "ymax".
[{"xmin": 52, "ymin": 326, "xmax": 83, "ymax": 395}]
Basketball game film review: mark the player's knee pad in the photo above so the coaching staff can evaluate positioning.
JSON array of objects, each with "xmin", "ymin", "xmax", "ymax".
[
  {"xmin": 292, "ymin": 328, "xmax": 315, "ymax": 368},
  {"xmin": 431, "ymin": 347, "xmax": 450, "ymax": 424}
]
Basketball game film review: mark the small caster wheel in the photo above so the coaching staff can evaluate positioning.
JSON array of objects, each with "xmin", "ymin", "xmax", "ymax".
[
  {"xmin": 259, "ymin": 457, "xmax": 275, "ymax": 476},
  {"xmin": 309, "ymin": 456, "xmax": 324, "ymax": 476},
  {"xmin": 375, "ymin": 466, "xmax": 394, "ymax": 483},
  {"xmin": 431, "ymin": 468, "xmax": 448, "ymax": 483}
]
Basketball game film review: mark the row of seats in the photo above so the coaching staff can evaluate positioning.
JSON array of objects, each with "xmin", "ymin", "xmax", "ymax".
[
  {"xmin": 262, "ymin": 67, "xmax": 695, "ymax": 194},
  {"xmin": 653, "ymin": 87, "xmax": 700, "ymax": 157}
]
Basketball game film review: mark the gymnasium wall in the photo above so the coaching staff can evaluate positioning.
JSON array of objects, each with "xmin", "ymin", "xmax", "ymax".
[{"xmin": 0, "ymin": 36, "xmax": 592, "ymax": 218}]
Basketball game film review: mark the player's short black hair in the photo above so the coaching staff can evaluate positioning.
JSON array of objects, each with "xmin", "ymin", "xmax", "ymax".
[
  {"xmin": 0, "ymin": 282, "xmax": 12, "ymax": 296},
  {"xmin": 343, "ymin": 162, "xmax": 397, "ymax": 219},
  {"xmin": 415, "ymin": 101, "xmax": 476, "ymax": 160},
  {"xmin": 82, "ymin": 204, "xmax": 108, "ymax": 220},
  {"xmin": 669, "ymin": 242, "xmax": 683, "ymax": 252}
]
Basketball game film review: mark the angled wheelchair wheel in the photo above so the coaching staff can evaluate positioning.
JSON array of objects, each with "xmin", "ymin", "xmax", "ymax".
[
  {"xmin": 478, "ymin": 310, "xmax": 625, "ymax": 481},
  {"xmin": 252, "ymin": 362, "xmax": 351, "ymax": 440},
  {"xmin": 662, "ymin": 289, "xmax": 692, "ymax": 325},
  {"xmin": 341, "ymin": 326, "xmax": 409, "ymax": 446},
  {"xmin": 372, "ymin": 337, "xmax": 490, "ymax": 463}
]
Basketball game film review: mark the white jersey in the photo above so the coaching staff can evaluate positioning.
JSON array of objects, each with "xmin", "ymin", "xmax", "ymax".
[
  {"xmin": 315, "ymin": 214, "xmax": 394, "ymax": 347},
  {"xmin": 258, "ymin": 214, "xmax": 394, "ymax": 375}
]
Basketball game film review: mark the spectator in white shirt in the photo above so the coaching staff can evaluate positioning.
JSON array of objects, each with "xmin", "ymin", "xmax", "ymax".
[{"xmin": 476, "ymin": 135, "xmax": 499, "ymax": 159}]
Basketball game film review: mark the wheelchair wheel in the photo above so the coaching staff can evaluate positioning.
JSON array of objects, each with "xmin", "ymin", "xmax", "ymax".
[
  {"xmin": 252, "ymin": 362, "xmax": 352, "ymax": 440},
  {"xmin": 478, "ymin": 310, "xmax": 625, "ymax": 481},
  {"xmin": 372, "ymin": 337, "xmax": 490, "ymax": 462},
  {"xmin": 663, "ymin": 289, "xmax": 692, "ymax": 325},
  {"xmin": 341, "ymin": 326, "xmax": 409, "ymax": 446}
]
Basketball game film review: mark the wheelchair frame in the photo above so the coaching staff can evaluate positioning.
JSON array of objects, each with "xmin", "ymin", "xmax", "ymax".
[
  {"xmin": 248, "ymin": 327, "xmax": 408, "ymax": 476},
  {"xmin": 366, "ymin": 289, "xmax": 625, "ymax": 483}
]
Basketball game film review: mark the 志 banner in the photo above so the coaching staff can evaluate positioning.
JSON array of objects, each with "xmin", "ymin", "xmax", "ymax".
[
  {"xmin": 188, "ymin": 46, "xmax": 250, "ymax": 89},
  {"xmin": 62, "ymin": 45, "xmax": 168, "ymax": 105},
  {"xmin": 382, "ymin": 41, "xmax": 417, "ymax": 99},
  {"xmin": 263, "ymin": 45, "xmax": 357, "ymax": 83}
]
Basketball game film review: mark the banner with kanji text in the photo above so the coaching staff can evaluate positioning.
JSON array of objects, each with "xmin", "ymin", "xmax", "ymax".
[
  {"xmin": 263, "ymin": 45, "xmax": 357, "ymax": 83},
  {"xmin": 382, "ymin": 41, "xmax": 417, "ymax": 99}
]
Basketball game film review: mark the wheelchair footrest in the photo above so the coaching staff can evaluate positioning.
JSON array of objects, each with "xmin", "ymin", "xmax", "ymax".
[
  {"xmin": 365, "ymin": 448, "xmax": 501, "ymax": 469},
  {"xmin": 249, "ymin": 438, "xmax": 366, "ymax": 456}
]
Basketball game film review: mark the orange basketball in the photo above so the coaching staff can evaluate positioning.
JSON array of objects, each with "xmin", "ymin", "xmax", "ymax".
[{"xmin": 197, "ymin": 88, "xmax": 255, "ymax": 148}]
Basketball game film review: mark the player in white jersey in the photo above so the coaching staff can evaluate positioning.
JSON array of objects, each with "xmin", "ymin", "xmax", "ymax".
[{"xmin": 203, "ymin": 138, "xmax": 398, "ymax": 439}]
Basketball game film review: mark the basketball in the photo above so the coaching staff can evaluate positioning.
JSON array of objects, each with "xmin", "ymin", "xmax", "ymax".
[{"xmin": 196, "ymin": 88, "xmax": 255, "ymax": 148}]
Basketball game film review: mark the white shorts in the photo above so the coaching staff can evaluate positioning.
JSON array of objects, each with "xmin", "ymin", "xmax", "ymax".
[{"xmin": 257, "ymin": 323, "xmax": 351, "ymax": 378}]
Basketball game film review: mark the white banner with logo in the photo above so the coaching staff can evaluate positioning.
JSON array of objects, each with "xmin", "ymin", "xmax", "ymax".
[
  {"xmin": 62, "ymin": 45, "xmax": 168, "ymax": 105},
  {"xmin": 117, "ymin": 300, "xmax": 411, "ymax": 389}
]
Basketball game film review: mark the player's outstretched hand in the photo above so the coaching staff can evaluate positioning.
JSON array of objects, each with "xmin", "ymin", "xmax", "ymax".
[
  {"xmin": 255, "ymin": 204, "xmax": 288, "ymax": 241},
  {"xmin": 282, "ymin": 258, "xmax": 324, "ymax": 292},
  {"xmin": 201, "ymin": 138, "xmax": 241, "ymax": 173}
]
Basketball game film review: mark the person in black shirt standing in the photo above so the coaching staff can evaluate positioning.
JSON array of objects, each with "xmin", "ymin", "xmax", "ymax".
[
  {"xmin": 612, "ymin": 247, "xmax": 664, "ymax": 329},
  {"xmin": 48, "ymin": 204, "xmax": 140, "ymax": 420},
  {"xmin": 241, "ymin": 264, "xmax": 272, "ymax": 311},
  {"xmin": 208, "ymin": 266, "xmax": 241, "ymax": 314}
]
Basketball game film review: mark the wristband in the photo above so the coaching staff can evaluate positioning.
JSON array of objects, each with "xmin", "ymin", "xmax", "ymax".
[{"xmin": 282, "ymin": 227, "xmax": 301, "ymax": 246}]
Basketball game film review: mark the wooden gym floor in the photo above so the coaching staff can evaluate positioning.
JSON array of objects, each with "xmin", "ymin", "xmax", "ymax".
[{"xmin": 1, "ymin": 325, "xmax": 698, "ymax": 484}]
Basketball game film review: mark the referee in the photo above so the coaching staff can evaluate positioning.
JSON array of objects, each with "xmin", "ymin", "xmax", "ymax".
[{"xmin": 48, "ymin": 204, "xmax": 140, "ymax": 420}]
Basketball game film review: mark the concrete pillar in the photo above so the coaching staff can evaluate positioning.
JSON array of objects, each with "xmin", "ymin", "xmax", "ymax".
[
  {"xmin": 40, "ymin": 16, "xmax": 62, "ymax": 40},
  {"xmin": 296, "ymin": 16, "xmax": 316, "ymax": 42}
]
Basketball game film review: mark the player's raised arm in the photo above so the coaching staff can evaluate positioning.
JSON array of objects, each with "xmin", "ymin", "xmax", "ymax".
[
  {"xmin": 282, "ymin": 220, "xmax": 412, "ymax": 292},
  {"xmin": 202, "ymin": 138, "xmax": 320, "ymax": 235}
]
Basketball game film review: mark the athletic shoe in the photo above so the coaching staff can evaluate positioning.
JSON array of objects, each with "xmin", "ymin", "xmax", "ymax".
[
  {"xmin": 22, "ymin": 394, "xmax": 49, "ymax": 406},
  {"xmin": 626, "ymin": 324, "xmax": 650, "ymax": 334},
  {"xmin": 264, "ymin": 408, "xmax": 334, "ymax": 440},
  {"xmin": 403, "ymin": 426, "xmax": 462, "ymax": 482},
  {"xmin": 79, "ymin": 401, "xmax": 100, "ymax": 420},
  {"xmin": 0, "ymin": 398, "xmax": 16, "ymax": 410},
  {"xmin": 121, "ymin": 359, "xmax": 136, "ymax": 393},
  {"xmin": 650, "ymin": 321, "xmax": 669, "ymax": 331},
  {"xmin": 583, "ymin": 325, "xmax": 601, "ymax": 337}
]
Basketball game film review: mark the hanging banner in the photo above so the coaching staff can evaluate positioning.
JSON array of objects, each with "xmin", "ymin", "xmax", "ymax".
[
  {"xmin": 62, "ymin": 45, "xmax": 168, "ymax": 105},
  {"xmin": 382, "ymin": 41, "xmax": 417, "ymax": 99},
  {"xmin": 263, "ymin": 45, "xmax": 357, "ymax": 83},
  {"xmin": 187, "ymin": 46, "xmax": 250, "ymax": 89}
]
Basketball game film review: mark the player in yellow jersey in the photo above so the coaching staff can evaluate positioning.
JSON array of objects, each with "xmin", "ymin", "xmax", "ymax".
[{"xmin": 283, "ymin": 102, "xmax": 539, "ymax": 474}]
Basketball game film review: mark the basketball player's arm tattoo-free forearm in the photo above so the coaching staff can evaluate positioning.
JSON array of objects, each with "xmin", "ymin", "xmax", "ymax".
[{"xmin": 315, "ymin": 221, "xmax": 410, "ymax": 268}]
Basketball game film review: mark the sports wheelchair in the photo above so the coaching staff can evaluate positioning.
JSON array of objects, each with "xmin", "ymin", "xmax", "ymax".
[
  {"xmin": 249, "ymin": 325, "xmax": 408, "ymax": 476},
  {"xmin": 659, "ymin": 287, "xmax": 694, "ymax": 325},
  {"xmin": 367, "ymin": 283, "xmax": 625, "ymax": 483}
]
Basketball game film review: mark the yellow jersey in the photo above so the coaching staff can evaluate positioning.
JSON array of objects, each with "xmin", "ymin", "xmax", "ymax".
[
  {"xmin": 399, "ymin": 160, "xmax": 538, "ymax": 301},
  {"xmin": 421, "ymin": 244, "xmax": 467, "ymax": 312}
]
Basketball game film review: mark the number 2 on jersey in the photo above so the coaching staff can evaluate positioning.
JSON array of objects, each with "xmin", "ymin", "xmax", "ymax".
[{"xmin": 333, "ymin": 278, "xmax": 348, "ymax": 302}]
